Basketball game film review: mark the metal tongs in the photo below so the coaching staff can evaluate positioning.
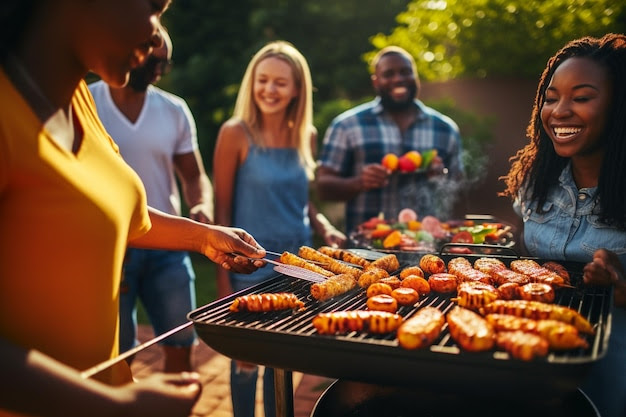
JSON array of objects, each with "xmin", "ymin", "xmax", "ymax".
[{"xmin": 237, "ymin": 250, "xmax": 328, "ymax": 283}]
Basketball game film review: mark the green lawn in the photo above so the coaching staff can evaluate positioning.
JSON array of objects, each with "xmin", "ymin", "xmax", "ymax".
[{"xmin": 137, "ymin": 253, "xmax": 217, "ymax": 324}]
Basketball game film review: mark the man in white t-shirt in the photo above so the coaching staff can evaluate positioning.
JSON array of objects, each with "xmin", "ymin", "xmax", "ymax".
[{"xmin": 89, "ymin": 29, "xmax": 213, "ymax": 372}]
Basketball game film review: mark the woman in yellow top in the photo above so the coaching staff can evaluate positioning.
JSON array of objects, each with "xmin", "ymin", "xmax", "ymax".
[{"xmin": 0, "ymin": 1, "xmax": 265, "ymax": 416}]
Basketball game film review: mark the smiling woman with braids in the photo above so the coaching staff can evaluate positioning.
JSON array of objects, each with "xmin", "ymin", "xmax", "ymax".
[{"xmin": 501, "ymin": 33, "xmax": 626, "ymax": 417}]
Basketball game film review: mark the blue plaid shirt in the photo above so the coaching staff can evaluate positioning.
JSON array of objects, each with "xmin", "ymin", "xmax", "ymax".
[{"xmin": 318, "ymin": 98, "xmax": 463, "ymax": 234}]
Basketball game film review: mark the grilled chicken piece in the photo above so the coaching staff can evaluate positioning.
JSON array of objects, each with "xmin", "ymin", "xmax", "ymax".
[
  {"xmin": 280, "ymin": 251, "xmax": 335, "ymax": 278},
  {"xmin": 419, "ymin": 254, "xmax": 446, "ymax": 274},
  {"xmin": 496, "ymin": 330, "xmax": 549, "ymax": 361},
  {"xmin": 474, "ymin": 258, "xmax": 529, "ymax": 286},
  {"xmin": 357, "ymin": 267, "xmax": 390, "ymax": 288},
  {"xmin": 397, "ymin": 307, "xmax": 445, "ymax": 350},
  {"xmin": 366, "ymin": 254, "xmax": 400, "ymax": 273},
  {"xmin": 447, "ymin": 257, "xmax": 491, "ymax": 284},
  {"xmin": 318, "ymin": 246, "xmax": 371, "ymax": 268},
  {"xmin": 447, "ymin": 306, "xmax": 495, "ymax": 352},
  {"xmin": 310, "ymin": 273, "xmax": 357, "ymax": 301},
  {"xmin": 452, "ymin": 281, "xmax": 499, "ymax": 310},
  {"xmin": 510, "ymin": 259, "xmax": 567, "ymax": 287},
  {"xmin": 312, "ymin": 310, "xmax": 403, "ymax": 334},
  {"xmin": 230, "ymin": 293, "xmax": 304, "ymax": 312},
  {"xmin": 480, "ymin": 300, "xmax": 594, "ymax": 334},
  {"xmin": 298, "ymin": 246, "xmax": 362, "ymax": 279},
  {"xmin": 542, "ymin": 261, "xmax": 571, "ymax": 285},
  {"xmin": 485, "ymin": 314, "xmax": 589, "ymax": 350},
  {"xmin": 517, "ymin": 282, "xmax": 555, "ymax": 303}
]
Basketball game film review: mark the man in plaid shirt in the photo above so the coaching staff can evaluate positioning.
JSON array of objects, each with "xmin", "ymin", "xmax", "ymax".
[{"xmin": 316, "ymin": 46, "xmax": 464, "ymax": 235}]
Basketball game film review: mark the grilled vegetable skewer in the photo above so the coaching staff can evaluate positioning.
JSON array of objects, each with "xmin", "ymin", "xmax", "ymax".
[
  {"xmin": 230, "ymin": 293, "xmax": 305, "ymax": 312},
  {"xmin": 485, "ymin": 314, "xmax": 589, "ymax": 350}
]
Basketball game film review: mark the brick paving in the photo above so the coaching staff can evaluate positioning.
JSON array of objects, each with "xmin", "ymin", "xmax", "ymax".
[{"xmin": 131, "ymin": 325, "xmax": 333, "ymax": 417}]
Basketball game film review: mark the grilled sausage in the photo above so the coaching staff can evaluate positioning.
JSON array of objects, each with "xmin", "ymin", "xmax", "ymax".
[
  {"xmin": 517, "ymin": 282, "xmax": 555, "ymax": 303},
  {"xmin": 310, "ymin": 273, "xmax": 357, "ymax": 301},
  {"xmin": 427, "ymin": 273, "xmax": 458, "ymax": 294},
  {"xmin": 446, "ymin": 306, "xmax": 495, "ymax": 352},
  {"xmin": 312, "ymin": 310, "xmax": 403, "ymax": 334},
  {"xmin": 474, "ymin": 257, "xmax": 529, "ymax": 286},
  {"xmin": 318, "ymin": 246, "xmax": 371, "ymax": 268},
  {"xmin": 298, "ymin": 246, "xmax": 362, "ymax": 279},
  {"xmin": 230, "ymin": 293, "xmax": 304, "ymax": 312},
  {"xmin": 419, "ymin": 254, "xmax": 446, "ymax": 274},
  {"xmin": 397, "ymin": 307, "xmax": 445, "ymax": 350},
  {"xmin": 366, "ymin": 254, "xmax": 400, "ymax": 273},
  {"xmin": 496, "ymin": 330, "xmax": 549, "ymax": 361},
  {"xmin": 358, "ymin": 267, "xmax": 390, "ymax": 288},
  {"xmin": 542, "ymin": 261, "xmax": 571, "ymax": 284},
  {"xmin": 390, "ymin": 287, "xmax": 419, "ymax": 306},
  {"xmin": 280, "ymin": 252, "xmax": 335, "ymax": 277},
  {"xmin": 367, "ymin": 294, "xmax": 398, "ymax": 313},
  {"xmin": 496, "ymin": 282, "xmax": 520, "ymax": 300},
  {"xmin": 447, "ymin": 257, "xmax": 492, "ymax": 285},
  {"xmin": 480, "ymin": 300, "xmax": 594, "ymax": 334}
]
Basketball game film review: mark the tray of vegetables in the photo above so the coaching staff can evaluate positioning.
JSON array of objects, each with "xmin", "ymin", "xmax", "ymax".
[{"xmin": 349, "ymin": 209, "xmax": 516, "ymax": 255}]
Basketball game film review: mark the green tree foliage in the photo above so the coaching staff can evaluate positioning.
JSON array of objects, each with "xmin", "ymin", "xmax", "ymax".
[
  {"xmin": 371, "ymin": 0, "xmax": 626, "ymax": 81},
  {"xmin": 160, "ymin": 0, "xmax": 409, "ymax": 169}
]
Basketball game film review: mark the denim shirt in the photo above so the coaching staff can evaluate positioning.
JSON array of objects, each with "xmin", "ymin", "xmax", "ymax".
[{"xmin": 514, "ymin": 163, "xmax": 626, "ymax": 267}]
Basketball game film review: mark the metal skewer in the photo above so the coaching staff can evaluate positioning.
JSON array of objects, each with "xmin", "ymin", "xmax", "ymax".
[{"xmin": 80, "ymin": 320, "xmax": 194, "ymax": 379}]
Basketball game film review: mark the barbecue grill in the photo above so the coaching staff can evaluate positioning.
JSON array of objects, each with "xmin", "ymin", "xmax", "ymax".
[{"xmin": 189, "ymin": 250, "xmax": 612, "ymax": 415}]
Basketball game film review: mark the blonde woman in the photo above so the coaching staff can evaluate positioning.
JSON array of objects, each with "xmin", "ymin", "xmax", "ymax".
[{"xmin": 213, "ymin": 41, "xmax": 345, "ymax": 417}]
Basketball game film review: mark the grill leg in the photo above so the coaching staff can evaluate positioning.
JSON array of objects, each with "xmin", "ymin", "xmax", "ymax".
[{"xmin": 274, "ymin": 368, "xmax": 294, "ymax": 417}]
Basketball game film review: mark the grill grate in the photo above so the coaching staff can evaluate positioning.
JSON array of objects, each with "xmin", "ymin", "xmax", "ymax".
[{"xmin": 190, "ymin": 252, "xmax": 612, "ymax": 394}]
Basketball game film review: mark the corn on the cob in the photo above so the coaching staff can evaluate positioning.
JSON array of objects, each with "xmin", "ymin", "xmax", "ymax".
[
  {"xmin": 312, "ymin": 310, "xmax": 403, "ymax": 334},
  {"xmin": 480, "ymin": 300, "xmax": 594, "ymax": 334},
  {"xmin": 310, "ymin": 273, "xmax": 357, "ymax": 301},
  {"xmin": 496, "ymin": 330, "xmax": 549, "ymax": 361},
  {"xmin": 447, "ymin": 306, "xmax": 495, "ymax": 352},
  {"xmin": 397, "ymin": 307, "xmax": 445, "ymax": 350},
  {"xmin": 419, "ymin": 254, "xmax": 446, "ymax": 274},
  {"xmin": 298, "ymin": 246, "xmax": 362, "ymax": 279},
  {"xmin": 485, "ymin": 314, "xmax": 589, "ymax": 350},
  {"xmin": 318, "ymin": 246, "xmax": 371, "ymax": 268},
  {"xmin": 230, "ymin": 293, "xmax": 304, "ymax": 312}
]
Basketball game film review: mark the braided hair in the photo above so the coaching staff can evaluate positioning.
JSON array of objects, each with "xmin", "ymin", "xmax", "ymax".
[{"xmin": 501, "ymin": 33, "xmax": 626, "ymax": 230}]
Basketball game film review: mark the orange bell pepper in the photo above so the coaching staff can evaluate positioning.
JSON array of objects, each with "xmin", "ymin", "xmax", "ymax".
[{"xmin": 383, "ymin": 230, "xmax": 403, "ymax": 248}]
